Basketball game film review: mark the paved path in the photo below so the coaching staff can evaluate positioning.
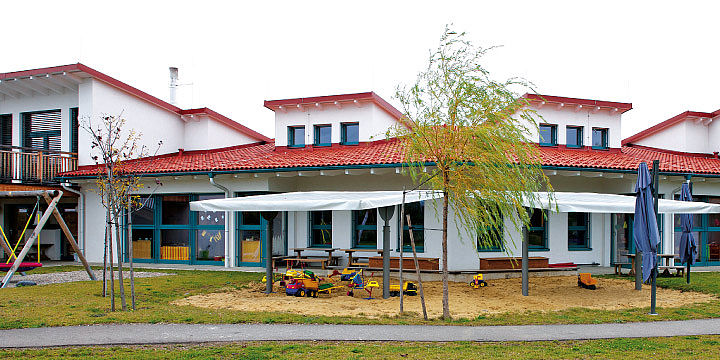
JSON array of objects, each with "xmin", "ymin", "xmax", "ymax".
[{"xmin": 2, "ymin": 319, "xmax": 720, "ymax": 348}]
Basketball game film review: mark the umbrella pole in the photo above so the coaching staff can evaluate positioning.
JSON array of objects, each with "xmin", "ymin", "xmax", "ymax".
[
  {"xmin": 687, "ymin": 263, "xmax": 690, "ymax": 284},
  {"xmin": 650, "ymin": 159, "xmax": 660, "ymax": 315}
]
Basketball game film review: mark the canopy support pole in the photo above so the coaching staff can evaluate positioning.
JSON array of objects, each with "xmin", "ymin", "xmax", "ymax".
[
  {"xmin": 262, "ymin": 211, "xmax": 278, "ymax": 294},
  {"xmin": 522, "ymin": 227, "xmax": 529, "ymax": 296},
  {"xmin": 650, "ymin": 160, "xmax": 659, "ymax": 315},
  {"xmin": 379, "ymin": 206, "xmax": 394, "ymax": 299}
]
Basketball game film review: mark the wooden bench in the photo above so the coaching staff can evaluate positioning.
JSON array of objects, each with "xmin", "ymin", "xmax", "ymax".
[
  {"xmin": 614, "ymin": 262, "xmax": 631, "ymax": 275},
  {"xmin": 284, "ymin": 256, "xmax": 341, "ymax": 270},
  {"xmin": 659, "ymin": 265, "xmax": 685, "ymax": 277}
]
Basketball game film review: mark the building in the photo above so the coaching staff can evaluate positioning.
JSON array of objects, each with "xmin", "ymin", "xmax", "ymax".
[{"xmin": 3, "ymin": 63, "xmax": 720, "ymax": 270}]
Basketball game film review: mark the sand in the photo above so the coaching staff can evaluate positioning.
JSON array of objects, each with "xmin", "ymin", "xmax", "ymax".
[{"xmin": 172, "ymin": 276, "xmax": 715, "ymax": 319}]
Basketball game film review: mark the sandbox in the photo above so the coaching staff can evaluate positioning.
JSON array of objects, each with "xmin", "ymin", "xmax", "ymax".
[{"xmin": 172, "ymin": 275, "xmax": 715, "ymax": 319}]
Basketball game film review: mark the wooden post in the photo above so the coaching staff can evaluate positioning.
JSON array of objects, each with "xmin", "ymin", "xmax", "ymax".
[
  {"xmin": 1, "ymin": 192, "xmax": 62, "ymax": 288},
  {"xmin": 406, "ymin": 215, "xmax": 428, "ymax": 320},
  {"xmin": 42, "ymin": 192, "xmax": 95, "ymax": 280},
  {"xmin": 522, "ymin": 227, "xmax": 529, "ymax": 296}
]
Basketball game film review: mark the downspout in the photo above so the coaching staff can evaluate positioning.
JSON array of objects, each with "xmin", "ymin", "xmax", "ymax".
[
  {"xmin": 62, "ymin": 182, "xmax": 85, "ymax": 258},
  {"xmin": 209, "ymin": 173, "xmax": 232, "ymax": 268}
]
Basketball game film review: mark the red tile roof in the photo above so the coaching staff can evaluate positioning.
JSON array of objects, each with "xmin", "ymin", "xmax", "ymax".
[{"xmin": 59, "ymin": 140, "xmax": 720, "ymax": 178}]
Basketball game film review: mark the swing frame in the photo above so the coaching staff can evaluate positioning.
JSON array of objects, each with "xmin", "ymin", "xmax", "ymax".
[{"xmin": 0, "ymin": 190, "xmax": 96, "ymax": 288}]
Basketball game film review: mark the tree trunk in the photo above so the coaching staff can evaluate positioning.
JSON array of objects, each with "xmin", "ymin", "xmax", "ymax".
[
  {"xmin": 107, "ymin": 193, "xmax": 115, "ymax": 311},
  {"xmin": 128, "ymin": 199, "xmax": 136, "ymax": 310},
  {"xmin": 102, "ymin": 220, "xmax": 108, "ymax": 297},
  {"xmin": 441, "ymin": 174, "xmax": 450, "ymax": 320},
  {"xmin": 113, "ymin": 208, "xmax": 127, "ymax": 311}
]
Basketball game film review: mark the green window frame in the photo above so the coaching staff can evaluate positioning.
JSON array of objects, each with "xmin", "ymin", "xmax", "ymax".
[
  {"xmin": 309, "ymin": 211, "xmax": 332, "ymax": 248},
  {"xmin": 0, "ymin": 113, "xmax": 12, "ymax": 147},
  {"xmin": 566, "ymin": 125, "xmax": 583, "ymax": 148},
  {"xmin": 313, "ymin": 124, "xmax": 331, "ymax": 147},
  {"xmin": 527, "ymin": 208, "xmax": 549, "ymax": 251},
  {"xmin": 22, "ymin": 109, "xmax": 62, "ymax": 151},
  {"xmin": 477, "ymin": 214, "xmax": 504, "ymax": 252},
  {"xmin": 341, "ymin": 122, "xmax": 359, "ymax": 145},
  {"xmin": 398, "ymin": 201, "xmax": 424, "ymax": 252},
  {"xmin": 568, "ymin": 212, "xmax": 591, "ymax": 250},
  {"xmin": 352, "ymin": 209, "xmax": 377, "ymax": 249},
  {"xmin": 127, "ymin": 193, "xmax": 225, "ymax": 265},
  {"xmin": 539, "ymin": 124, "xmax": 557, "ymax": 146},
  {"xmin": 592, "ymin": 127, "xmax": 608, "ymax": 149},
  {"xmin": 288, "ymin": 125, "xmax": 305, "ymax": 148}
]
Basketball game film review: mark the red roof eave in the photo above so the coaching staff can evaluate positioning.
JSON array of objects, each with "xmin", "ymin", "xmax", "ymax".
[{"xmin": 524, "ymin": 93, "xmax": 632, "ymax": 113}]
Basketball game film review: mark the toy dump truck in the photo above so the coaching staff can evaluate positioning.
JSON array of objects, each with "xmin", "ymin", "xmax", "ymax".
[{"xmin": 285, "ymin": 277, "xmax": 319, "ymax": 297}]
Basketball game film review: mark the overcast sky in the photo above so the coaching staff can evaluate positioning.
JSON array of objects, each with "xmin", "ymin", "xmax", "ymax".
[{"xmin": 2, "ymin": 1, "xmax": 718, "ymax": 140}]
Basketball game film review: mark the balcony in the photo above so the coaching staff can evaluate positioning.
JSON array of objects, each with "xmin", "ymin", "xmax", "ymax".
[{"xmin": 0, "ymin": 146, "xmax": 77, "ymax": 184}]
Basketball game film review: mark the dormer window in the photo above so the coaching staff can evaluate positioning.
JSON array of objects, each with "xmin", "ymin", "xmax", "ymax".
[
  {"xmin": 288, "ymin": 126, "xmax": 305, "ymax": 148},
  {"xmin": 592, "ymin": 128, "xmax": 608, "ymax": 149},
  {"xmin": 314, "ymin": 124, "xmax": 331, "ymax": 147},
  {"xmin": 539, "ymin": 124, "xmax": 557, "ymax": 146},
  {"xmin": 566, "ymin": 126, "xmax": 583, "ymax": 148},
  {"xmin": 341, "ymin": 122, "xmax": 359, "ymax": 145}
]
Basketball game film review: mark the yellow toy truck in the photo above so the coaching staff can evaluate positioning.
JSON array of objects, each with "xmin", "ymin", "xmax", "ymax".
[
  {"xmin": 389, "ymin": 281, "xmax": 418, "ymax": 297},
  {"xmin": 470, "ymin": 274, "xmax": 488, "ymax": 289}
]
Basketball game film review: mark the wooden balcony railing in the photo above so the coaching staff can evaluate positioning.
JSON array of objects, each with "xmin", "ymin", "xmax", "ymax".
[{"xmin": 0, "ymin": 146, "xmax": 78, "ymax": 184}]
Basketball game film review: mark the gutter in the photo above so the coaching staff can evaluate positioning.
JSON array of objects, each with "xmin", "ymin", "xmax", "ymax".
[
  {"xmin": 61, "ymin": 182, "xmax": 85, "ymax": 258},
  {"xmin": 208, "ymin": 173, "xmax": 232, "ymax": 268}
]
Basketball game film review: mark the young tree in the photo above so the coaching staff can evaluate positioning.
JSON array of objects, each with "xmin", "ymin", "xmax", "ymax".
[
  {"xmin": 392, "ymin": 27, "xmax": 553, "ymax": 320},
  {"xmin": 83, "ymin": 114, "xmax": 157, "ymax": 311}
]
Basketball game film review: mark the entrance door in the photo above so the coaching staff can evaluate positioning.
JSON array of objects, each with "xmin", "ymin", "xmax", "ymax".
[
  {"xmin": 612, "ymin": 213, "xmax": 633, "ymax": 265},
  {"xmin": 236, "ymin": 211, "xmax": 265, "ymax": 266}
]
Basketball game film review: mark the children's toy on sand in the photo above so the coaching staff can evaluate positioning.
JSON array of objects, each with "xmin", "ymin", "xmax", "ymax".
[
  {"xmin": 577, "ymin": 273, "xmax": 598, "ymax": 290},
  {"xmin": 469, "ymin": 274, "xmax": 487, "ymax": 289},
  {"xmin": 389, "ymin": 281, "xmax": 418, "ymax": 297}
]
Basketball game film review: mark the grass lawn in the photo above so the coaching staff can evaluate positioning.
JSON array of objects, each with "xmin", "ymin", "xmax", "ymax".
[
  {"xmin": 1, "ymin": 266, "xmax": 719, "ymax": 329},
  {"xmin": 3, "ymin": 336, "xmax": 720, "ymax": 359}
]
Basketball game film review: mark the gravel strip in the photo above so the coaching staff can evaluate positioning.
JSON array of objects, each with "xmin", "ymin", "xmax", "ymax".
[{"xmin": 6, "ymin": 270, "xmax": 173, "ymax": 287}]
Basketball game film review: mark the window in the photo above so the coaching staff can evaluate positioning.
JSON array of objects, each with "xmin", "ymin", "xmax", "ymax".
[
  {"xmin": 160, "ymin": 195, "xmax": 190, "ymax": 260},
  {"xmin": 238, "ymin": 211, "xmax": 263, "ymax": 264},
  {"xmin": 70, "ymin": 108, "xmax": 79, "ymax": 153},
  {"xmin": 353, "ymin": 209, "xmax": 377, "ymax": 248},
  {"xmin": 399, "ymin": 201, "xmax": 424, "ymax": 252},
  {"xmin": 288, "ymin": 126, "xmax": 305, "ymax": 148},
  {"xmin": 314, "ymin": 124, "xmax": 331, "ymax": 146},
  {"xmin": 477, "ymin": 214, "xmax": 504, "ymax": 252},
  {"xmin": 341, "ymin": 122, "xmax": 359, "ymax": 145},
  {"xmin": 568, "ymin": 212, "xmax": 590, "ymax": 250},
  {"xmin": 566, "ymin": 126, "xmax": 583, "ymax": 148},
  {"xmin": 592, "ymin": 128, "xmax": 608, "ymax": 149},
  {"xmin": 22, "ymin": 110, "xmax": 62, "ymax": 151},
  {"xmin": 538, "ymin": 124, "xmax": 557, "ymax": 146},
  {"xmin": 310, "ymin": 211, "xmax": 332, "ymax": 247},
  {"xmin": 527, "ymin": 208, "xmax": 548, "ymax": 250},
  {"xmin": 195, "ymin": 194, "xmax": 226, "ymax": 261},
  {"xmin": 0, "ymin": 114, "xmax": 12, "ymax": 147}
]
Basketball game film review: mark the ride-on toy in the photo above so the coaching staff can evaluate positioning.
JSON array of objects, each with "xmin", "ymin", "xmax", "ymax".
[
  {"xmin": 285, "ymin": 277, "xmax": 319, "ymax": 297},
  {"xmin": 577, "ymin": 273, "xmax": 598, "ymax": 290},
  {"xmin": 469, "ymin": 274, "xmax": 488, "ymax": 289}
]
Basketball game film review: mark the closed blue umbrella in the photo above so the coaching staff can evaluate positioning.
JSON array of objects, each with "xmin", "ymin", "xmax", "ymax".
[
  {"xmin": 633, "ymin": 162, "xmax": 660, "ymax": 283},
  {"xmin": 679, "ymin": 182, "xmax": 697, "ymax": 283}
]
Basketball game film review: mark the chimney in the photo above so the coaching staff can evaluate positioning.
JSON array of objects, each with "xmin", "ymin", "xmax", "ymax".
[{"xmin": 169, "ymin": 67, "xmax": 179, "ymax": 105}]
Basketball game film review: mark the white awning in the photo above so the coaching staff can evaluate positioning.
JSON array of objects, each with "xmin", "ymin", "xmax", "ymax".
[
  {"xmin": 190, "ymin": 190, "xmax": 720, "ymax": 214},
  {"xmin": 524, "ymin": 192, "xmax": 720, "ymax": 214},
  {"xmin": 190, "ymin": 190, "xmax": 443, "ymax": 212}
]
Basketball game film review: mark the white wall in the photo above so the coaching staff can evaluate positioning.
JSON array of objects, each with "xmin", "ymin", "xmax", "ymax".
[
  {"xmin": 79, "ymin": 79, "xmax": 186, "ymax": 166},
  {"xmin": 525, "ymin": 105, "xmax": 623, "ymax": 148},
  {"xmin": 273, "ymin": 102, "xmax": 399, "ymax": 147},
  {"xmin": 182, "ymin": 116, "xmax": 261, "ymax": 151}
]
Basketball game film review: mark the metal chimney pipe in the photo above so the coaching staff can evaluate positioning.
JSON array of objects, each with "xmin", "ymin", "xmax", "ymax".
[{"xmin": 169, "ymin": 67, "xmax": 179, "ymax": 105}]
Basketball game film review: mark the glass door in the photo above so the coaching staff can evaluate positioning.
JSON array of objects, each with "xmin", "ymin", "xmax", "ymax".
[
  {"xmin": 236, "ymin": 211, "xmax": 265, "ymax": 266},
  {"xmin": 612, "ymin": 213, "xmax": 633, "ymax": 265}
]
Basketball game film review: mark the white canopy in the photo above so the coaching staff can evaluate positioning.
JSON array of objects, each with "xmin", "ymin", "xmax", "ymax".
[
  {"xmin": 524, "ymin": 192, "xmax": 720, "ymax": 214},
  {"xmin": 190, "ymin": 190, "xmax": 443, "ymax": 212},
  {"xmin": 190, "ymin": 190, "xmax": 720, "ymax": 214}
]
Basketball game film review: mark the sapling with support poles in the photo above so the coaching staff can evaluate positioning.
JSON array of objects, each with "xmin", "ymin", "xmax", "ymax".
[{"xmin": 0, "ymin": 190, "xmax": 95, "ymax": 288}]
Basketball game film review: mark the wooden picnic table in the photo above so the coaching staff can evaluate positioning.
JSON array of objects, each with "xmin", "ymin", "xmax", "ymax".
[
  {"xmin": 624, "ymin": 253, "xmax": 682, "ymax": 276},
  {"xmin": 286, "ymin": 248, "xmax": 339, "ymax": 269},
  {"xmin": 337, "ymin": 248, "xmax": 384, "ymax": 267}
]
